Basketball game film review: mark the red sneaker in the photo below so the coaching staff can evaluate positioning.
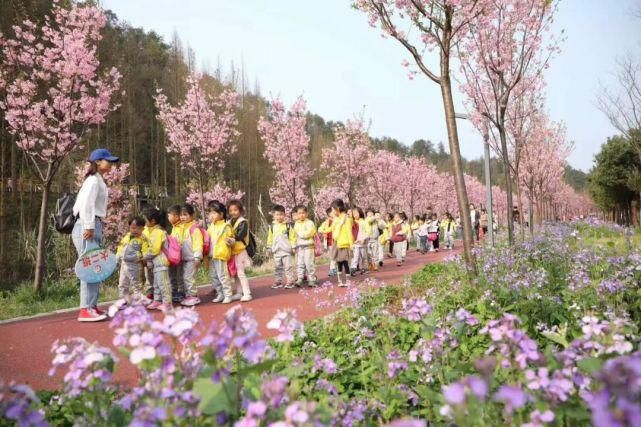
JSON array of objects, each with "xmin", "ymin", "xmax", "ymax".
[
  {"xmin": 77, "ymin": 308, "xmax": 107, "ymax": 322},
  {"xmin": 93, "ymin": 306, "xmax": 105, "ymax": 316},
  {"xmin": 147, "ymin": 301, "xmax": 162, "ymax": 310}
]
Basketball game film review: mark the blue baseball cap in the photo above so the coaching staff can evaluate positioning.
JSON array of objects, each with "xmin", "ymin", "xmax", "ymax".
[{"xmin": 88, "ymin": 148, "xmax": 119, "ymax": 163}]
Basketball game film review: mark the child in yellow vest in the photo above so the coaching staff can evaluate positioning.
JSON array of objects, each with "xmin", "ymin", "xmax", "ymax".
[
  {"xmin": 329, "ymin": 199, "xmax": 354, "ymax": 287},
  {"xmin": 116, "ymin": 217, "xmax": 149, "ymax": 306},
  {"xmin": 206, "ymin": 201, "xmax": 233, "ymax": 304},
  {"xmin": 293, "ymin": 205, "xmax": 317, "ymax": 287},
  {"xmin": 350, "ymin": 207, "xmax": 370, "ymax": 276},
  {"xmin": 167, "ymin": 204, "xmax": 184, "ymax": 303},
  {"xmin": 267, "ymin": 204, "xmax": 296, "ymax": 289},
  {"xmin": 227, "ymin": 200, "xmax": 253, "ymax": 302},
  {"xmin": 179, "ymin": 203, "xmax": 204, "ymax": 306},
  {"xmin": 143, "ymin": 207, "xmax": 171, "ymax": 311}
]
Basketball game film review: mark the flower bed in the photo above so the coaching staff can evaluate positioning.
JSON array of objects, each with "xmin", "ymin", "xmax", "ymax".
[{"xmin": 1, "ymin": 221, "xmax": 640, "ymax": 426}]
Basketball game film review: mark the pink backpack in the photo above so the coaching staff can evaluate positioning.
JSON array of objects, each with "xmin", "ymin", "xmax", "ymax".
[
  {"xmin": 314, "ymin": 233, "xmax": 324, "ymax": 257},
  {"xmin": 189, "ymin": 223, "xmax": 211, "ymax": 257},
  {"xmin": 163, "ymin": 235, "xmax": 182, "ymax": 266}
]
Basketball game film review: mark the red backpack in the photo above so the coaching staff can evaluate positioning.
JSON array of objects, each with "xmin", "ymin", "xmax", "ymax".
[{"xmin": 189, "ymin": 223, "xmax": 211, "ymax": 257}]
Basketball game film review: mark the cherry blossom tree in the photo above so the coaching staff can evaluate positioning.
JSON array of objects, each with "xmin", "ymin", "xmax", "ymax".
[
  {"xmin": 0, "ymin": 0, "xmax": 122, "ymax": 291},
  {"xmin": 312, "ymin": 186, "xmax": 347, "ymax": 219},
  {"xmin": 258, "ymin": 96, "xmax": 313, "ymax": 212},
  {"xmin": 353, "ymin": 0, "xmax": 490, "ymax": 269},
  {"xmin": 520, "ymin": 119, "xmax": 570, "ymax": 227},
  {"xmin": 320, "ymin": 118, "xmax": 372, "ymax": 206},
  {"xmin": 505, "ymin": 81, "xmax": 547, "ymax": 237},
  {"xmin": 75, "ymin": 163, "xmax": 135, "ymax": 249},
  {"xmin": 458, "ymin": 0, "xmax": 560, "ymax": 244},
  {"xmin": 365, "ymin": 150, "xmax": 403, "ymax": 212},
  {"xmin": 186, "ymin": 183, "xmax": 245, "ymax": 211},
  {"xmin": 154, "ymin": 73, "xmax": 239, "ymax": 222},
  {"xmin": 395, "ymin": 157, "xmax": 438, "ymax": 218}
]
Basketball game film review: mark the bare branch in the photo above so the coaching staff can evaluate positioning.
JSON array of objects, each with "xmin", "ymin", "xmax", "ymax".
[{"xmin": 596, "ymin": 55, "xmax": 641, "ymax": 138}]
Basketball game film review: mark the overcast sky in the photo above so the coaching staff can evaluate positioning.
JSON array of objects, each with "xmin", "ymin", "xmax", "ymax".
[{"xmin": 103, "ymin": 0, "xmax": 641, "ymax": 172}]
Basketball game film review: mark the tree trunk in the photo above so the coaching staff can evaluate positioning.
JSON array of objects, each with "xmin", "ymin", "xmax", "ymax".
[
  {"xmin": 515, "ymin": 177, "xmax": 525, "ymax": 241},
  {"xmin": 498, "ymin": 129, "xmax": 514, "ymax": 245},
  {"xmin": 199, "ymin": 176, "xmax": 207, "ymax": 228},
  {"xmin": 528, "ymin": 196, "xmax": 534, "ymax": 235},
  {"xmin": 440, "ymin": 55, "xmax": 475, "ymax": 272},
  {"xmin": 34, "ymin": 169, "xmax": 52, "ymax": 293}
]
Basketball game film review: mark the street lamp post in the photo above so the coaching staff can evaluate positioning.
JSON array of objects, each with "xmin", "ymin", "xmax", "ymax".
[{"xmin": 455, "ymin": 113, "xmax": 494, "ymax": 247}]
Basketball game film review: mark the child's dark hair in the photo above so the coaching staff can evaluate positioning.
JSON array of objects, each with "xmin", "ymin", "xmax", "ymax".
[
  {"xmin": 167, "ymin": 204, "xmax": 181, "ymax": 215},
  {"xmin": 129, "ymin": 216, "xmax": 146, "ymax": 227},
  {"xmin": 330, "ymin": 199, "xmax": 345, "ymax": 213},
  {"xmin": 295, "ymin": 205, "xmax": 307, "ymax": 214},
  {"xmin": 400, "ymin": 212, "xmax": 408, "ymax": 221},
  {"xmin": 325, "ymin": 207, "xmax": 332, "ymax": 216},
  {"xmin": 143, "ymin": 207, "xmax": 168, "ymax": 228},
  {"xmin": 181, "ymin": 203, "xmax": 195, "ymax": 216},
  {"xmin": 227, "ymin": 199, "xmax": 244, "ymax": 215},
  {"xmin": 207, "ymin": 200, "xmax": 227, "ymax": 220},
  {"xmin": 353, "ymin": 207, "xmax": 364, "ymax": 219},
  {"xmin": 272, "ymin": 204, "xmax": 286, "ymax": 214},
  {"xmin": 366, "ymin": 208, "xmax": 375, "ymax": 215}
]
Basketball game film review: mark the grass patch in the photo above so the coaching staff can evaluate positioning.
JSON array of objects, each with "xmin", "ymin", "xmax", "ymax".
[
  {"xmin": 0, "ymin": 256, "xmax": 331, "ymax": 320},
  {"xmin": 0, "ymin": 278, "xmax": 120, "ymax": 321}
]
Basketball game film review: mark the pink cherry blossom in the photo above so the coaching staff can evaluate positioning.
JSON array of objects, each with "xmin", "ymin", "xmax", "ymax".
[
  {"xmin": 155, "ymin": 73, "xmax": 239, "ymax": 218},
  {"xmin": 320, "ymin": 118, "xmax": 372, "ymax": 206},
  {"xmin": 258, "ymin": 96, "xmax": 313, "ymax": 212}
]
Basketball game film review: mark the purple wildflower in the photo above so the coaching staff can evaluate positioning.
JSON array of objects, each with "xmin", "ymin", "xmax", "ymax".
[
  {"xmin": 266, "ymin": 309, "xmax": 305, "ymax": 343},
  {"xmin": 313, "ymin": 355, "xmax": 338, "ymax": 374},
  {"xmin": 454, "ymin": 308, "xmax": 479, "ymax": 326},
  {"xmin": 442, "ymin": 375, "xmax": 488, "ymax": 407},
  {"xmin": 401, "ymin": 297, "xmax": 432, "ymax": 321},
  {"xmin": 493, "ymin": 385, "xmax": 528, "ymax": 413},
  {"xmin": 0, "ymin": 383, "xmax": 49, "ymax": 427},
  {"xmin": 49, "ymin": 338, "xmax": 116, "ymax": 398},
  {"xmin": 443, "ymin": 382, "xmax": 465, "ymax": 405},
  {"xmin": 261, "ymin": 375, "xmax": 289, "ymax": 408},
  {"xmin": 386, "ymin": 419, "xmax": 426, "ymax": 427},
  {"xmin": 522, "ymin": 409, "xmax": 555, "ymax": 427},
  {"xmin": 387, "ymin": 351, "xmax": 408, "ymax": 379}
]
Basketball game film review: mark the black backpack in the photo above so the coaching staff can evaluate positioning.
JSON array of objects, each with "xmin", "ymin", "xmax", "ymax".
[
  {"xmin": 246, "ymin": 231, "xmax": 257, "ymax": 258},
  {"xmin": 52, "ymin": 193, "xmax": 77, "ymax": 234}
]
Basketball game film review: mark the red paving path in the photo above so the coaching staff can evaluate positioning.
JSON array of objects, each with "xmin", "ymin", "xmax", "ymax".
[{"xmin": 0, "ymin": 248, "xmax": 460, "ymax": 390}]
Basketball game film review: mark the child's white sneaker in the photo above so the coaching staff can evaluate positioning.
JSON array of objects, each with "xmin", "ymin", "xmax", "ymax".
[
  {"xmin": 231, "ymin": 293, "xmax": 242, "ymax": 301},
  {"xmin": 212, "ymin": 295, "xmax": 224, "ymax": 303},
  {"xmin": 240, "ymin": 295, "xmax": 253, "ymax": 302},
  {"xmin": 222, "ymin": 297, "xmax": 232, "ymax": 304}
]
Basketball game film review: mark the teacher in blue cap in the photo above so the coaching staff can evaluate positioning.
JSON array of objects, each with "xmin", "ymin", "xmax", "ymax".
[{"xmin": 72, "ymin": 148, "xmax": 119, "ymax": 322}]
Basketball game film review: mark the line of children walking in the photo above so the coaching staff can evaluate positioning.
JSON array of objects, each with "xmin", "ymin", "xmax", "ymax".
[
  {"xmin": 115, "ymin": 199, "xmax": 254, "ymax": 311},
  {"xmin": 114, "ymin": 196, "xmax": 459, "ymax": 312}
]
